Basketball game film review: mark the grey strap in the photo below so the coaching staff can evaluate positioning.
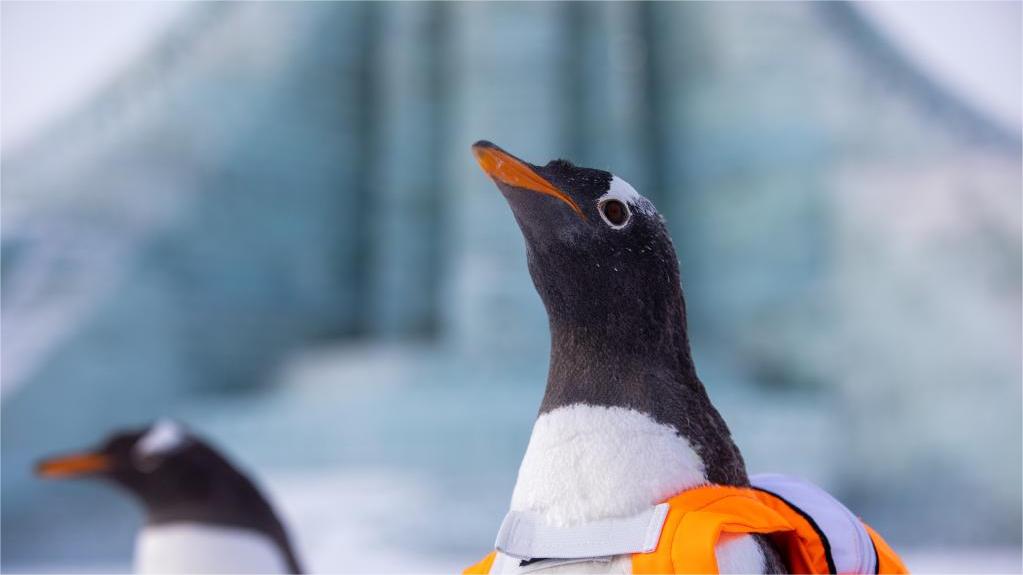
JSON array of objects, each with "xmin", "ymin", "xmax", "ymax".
[
  {"xmin": 494, "ymin": 504, "xmax": 669, "ymax": 561},
  {"xmin": 752, "ymin": 473, "xmax": 877, "ymax": 575}
]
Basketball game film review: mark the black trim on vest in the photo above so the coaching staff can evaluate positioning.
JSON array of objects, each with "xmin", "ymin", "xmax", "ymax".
[{"xmin": 752, "ymin": 486, "xmax": 838, "ymax": 574}]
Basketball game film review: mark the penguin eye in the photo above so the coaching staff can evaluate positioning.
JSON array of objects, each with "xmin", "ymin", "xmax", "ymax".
[{"xmin": 598, "ymin": 199, "xmax": 630, "ymax": 228}]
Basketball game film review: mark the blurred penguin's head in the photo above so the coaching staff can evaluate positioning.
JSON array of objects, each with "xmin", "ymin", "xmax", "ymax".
[{"xmin": 36, "ymin": 420, "xmax": 239, "ymax": 511}]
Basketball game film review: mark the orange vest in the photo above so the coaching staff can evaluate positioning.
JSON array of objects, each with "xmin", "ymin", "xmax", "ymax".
[{"xmin": 467, "ymin": 484, "xmax": 907, "ymax": 574}]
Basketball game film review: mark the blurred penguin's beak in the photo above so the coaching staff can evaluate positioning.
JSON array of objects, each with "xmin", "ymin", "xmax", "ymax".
[
  {"xmin": 36, "ymin": 451, "xmax": 111, "ymax": 478},
  {"xmin": 472, "ymin": 140, "xmax": 584, "ymax": 218}
]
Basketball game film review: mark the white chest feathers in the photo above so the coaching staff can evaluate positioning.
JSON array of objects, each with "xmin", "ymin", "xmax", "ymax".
[
  {"xmin": 501, "ymin": 404, "xmax": 765, "ymax": 575},
  {"xmin": 135, "ymin": 523, "xmax": 289, "ymax": 574},
  {"xmin": 510, "ymin": 404, "xmax": 708, "ymax": 526}
]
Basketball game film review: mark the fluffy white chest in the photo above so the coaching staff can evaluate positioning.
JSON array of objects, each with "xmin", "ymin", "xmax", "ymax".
[
  {"xmin": 135, "ymin": 523, "xmax": 289, "ymax": 574},
  {"xmin": 510, "ymin": 404, "xmax": 708, "ymax": 525},
  {"xmin": 499, "ymin": 404, "xmax": 764, "ymax": 575}
]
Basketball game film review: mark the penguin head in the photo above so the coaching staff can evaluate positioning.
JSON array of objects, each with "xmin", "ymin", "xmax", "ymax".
[
  {"xmin": 472, "ymin": 140, "xmax": 686, "ymax": 355},
  {"xmin": 38, "ymin": 420, "xmax": 305, "ymax": 571},
  {"xmin": 36, "ymin": 420, "xmax": 239, "ymax": 512},
  {"xmin": 473, "ymin": 142, "xmax": 753, "ymax": 485}
]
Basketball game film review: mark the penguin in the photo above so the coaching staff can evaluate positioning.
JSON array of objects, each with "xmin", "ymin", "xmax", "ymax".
[
  {"xmin": 468, "ymin": 141, "xmax": 788, "ymax": 574},
  {"xmin": 36, "ymin": 419, "xmax": 304, "ymax": 574}
]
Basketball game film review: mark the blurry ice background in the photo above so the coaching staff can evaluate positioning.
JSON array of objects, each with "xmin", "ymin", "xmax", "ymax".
[{"xmin": 2, "ymin": 2, "xmax": 1020, "ymax": 573}]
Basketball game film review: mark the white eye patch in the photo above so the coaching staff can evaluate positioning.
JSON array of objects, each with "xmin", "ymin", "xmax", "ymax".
[
  {"xmin": 135, "ymin": 419, "xmax": 188, "ymax": 460},
  {"xmin": 605, "ymin": 175, "xmax": 640, "ymax": 203},
  {"xmin": 596, "ymin": 175, "xmax": 655, "ymax": 219},
  {"xmin": 596, "ymin": 175, "xmax": 655, "ymax": 229}
]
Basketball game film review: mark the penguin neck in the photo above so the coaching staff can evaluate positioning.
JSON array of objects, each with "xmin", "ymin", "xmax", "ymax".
[
  {"xmin": 542, "ymin": 314, "xmax": 702, "ymax": 407},
  {"xmin": 513, "ymin": 315, "xmax": 749, "ymax": 525}
]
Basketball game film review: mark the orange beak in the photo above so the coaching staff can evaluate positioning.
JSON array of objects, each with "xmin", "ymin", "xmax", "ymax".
[
  {"xmin": 472, "ymin": 141, "xmax": 584, "ymax": 218},
  {"xmin": 36, "ymin": 452, "xmax": 111, "ymax": 478}
]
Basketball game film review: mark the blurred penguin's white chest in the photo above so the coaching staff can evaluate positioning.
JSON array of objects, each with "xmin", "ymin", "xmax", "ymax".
[{"xmin": 135, "ymin": 523, "xmax": 288, "ymax": 574}]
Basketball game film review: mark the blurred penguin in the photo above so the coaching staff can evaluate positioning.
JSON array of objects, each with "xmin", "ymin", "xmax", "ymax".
[{"xmin": 37, "ymin": 419, "xmax": 303, "ymax": 574}]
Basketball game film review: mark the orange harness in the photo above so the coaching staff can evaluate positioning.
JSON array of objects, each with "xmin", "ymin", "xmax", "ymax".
[{"xmin": 467, "ymin": 484, "xmax": 907, "ymax": 574}]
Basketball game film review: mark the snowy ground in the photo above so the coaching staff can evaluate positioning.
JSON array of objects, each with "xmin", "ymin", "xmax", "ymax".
[
  {"xmin": 900, "ymin": 548, "xmax": 1022, "ymax": 574},
  {"xmin": 265, "ymin": 469, "xmax": 466, "ymax": 573}
]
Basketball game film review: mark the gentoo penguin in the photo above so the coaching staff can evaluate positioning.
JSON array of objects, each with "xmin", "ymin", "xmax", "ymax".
[
  {"xmin": 36, "ymin": 420, "xmax": 303, "ymax": 574},
  {"xmin": 468, "ymin": 141, "xmax": 787, "ymax": 574}
]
